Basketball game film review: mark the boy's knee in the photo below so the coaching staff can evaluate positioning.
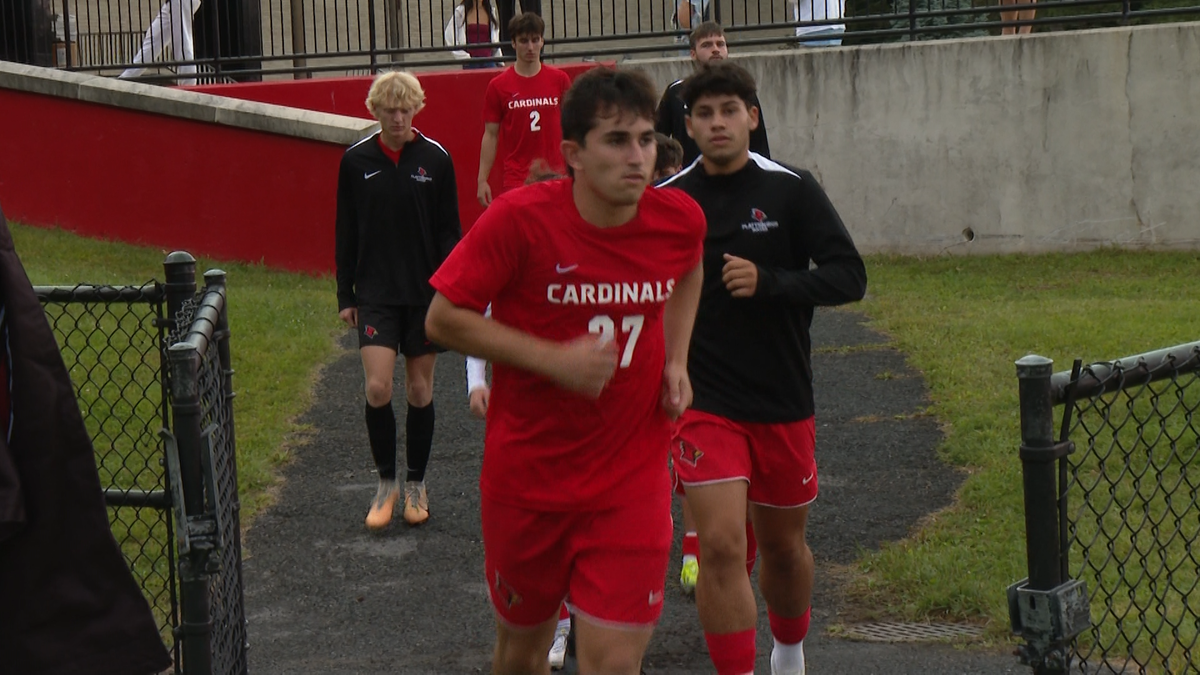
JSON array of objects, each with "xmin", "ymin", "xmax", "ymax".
[
  {"xmin": 405, "ymin": 380, "xmax": 433, "ymax": 407},
  {"xmin": 365, "ymin": 378, "xmax": 393, "ymax": 407}
]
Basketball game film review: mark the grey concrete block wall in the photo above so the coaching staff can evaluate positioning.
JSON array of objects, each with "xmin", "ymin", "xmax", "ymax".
[
  {"xmin": 0, "ymin": 60, "xmax": 378, "ymax": 145},
  {"xmin": 630, "ymin": 22, "xmax": 1200, "ymax": 254}
]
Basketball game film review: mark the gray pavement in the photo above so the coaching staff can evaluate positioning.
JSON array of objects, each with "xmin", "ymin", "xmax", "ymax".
[{"xmin": 242, "ymin": 308, "xmax": 1023, "ymax": 674}]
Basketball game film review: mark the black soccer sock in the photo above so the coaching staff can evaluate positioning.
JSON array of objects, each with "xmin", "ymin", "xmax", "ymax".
[
  {"xmin": 405, "ymin": 402, "xmax": 435, "ymax": 483},
  {"xmin": 364, "ymin": 401, "xmax": 397, "ymax": 480}
]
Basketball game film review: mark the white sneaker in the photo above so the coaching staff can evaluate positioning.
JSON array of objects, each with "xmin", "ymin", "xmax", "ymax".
[
  {"xmin": 770, "ymin": 641, "xmax": 805, "ymax": 675},
  {"xmin": 548, "ymin": 632, "xmax": 568, "ymax": 670}
]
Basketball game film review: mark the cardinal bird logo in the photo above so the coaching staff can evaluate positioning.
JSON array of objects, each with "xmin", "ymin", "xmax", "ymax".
[
  {"xmin": 493, "ymin": 572, "xmax": 522, "ymax": 609},
  {"xmin": 751, "ymin": 208, "xmax": 767, "ymax": 222},
  {"xmin": 677, "ymin": 439, "xmax": 704, "ymax": 468}
]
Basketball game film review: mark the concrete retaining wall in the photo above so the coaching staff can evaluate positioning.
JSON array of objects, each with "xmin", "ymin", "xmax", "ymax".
[{"xmin": 631, "ymin": 22, "xmax": 1200, "ymax": 254}]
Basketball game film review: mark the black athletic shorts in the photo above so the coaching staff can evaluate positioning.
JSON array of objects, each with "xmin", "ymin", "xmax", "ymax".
[{"xmin": 356, "ymin": 304, "xmax": 444, "ymax": 356}]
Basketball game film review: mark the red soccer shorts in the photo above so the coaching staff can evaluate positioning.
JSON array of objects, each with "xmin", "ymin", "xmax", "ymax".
[
  {"xmin": 672, "ymin": 409, "xmax": 818, "ymax": 508},
  {"xmin": 482, "ymin": 495, "xmax": 672, "ymax": 628}
]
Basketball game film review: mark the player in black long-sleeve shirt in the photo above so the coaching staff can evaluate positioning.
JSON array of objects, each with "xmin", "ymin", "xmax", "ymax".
[
  {"xmin": 659, "ymin": 62, "xmax": 866, "ymax": 675},
  {"xmin": 335, "ymin": 71, "xmax": 461, "ymax": 531},
  {"xmin": 655, "ymin": 21, "xmax": 770, "ymax": 168}
]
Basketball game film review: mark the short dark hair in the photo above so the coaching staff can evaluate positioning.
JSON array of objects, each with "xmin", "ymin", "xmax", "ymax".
[
  {"xmin": 689, "ymin": 20, "xmax": 724, "ymax": 50},
  {"xmin": 680, "ymin": 61, "xmax": 758, "ymax": 112},
  {"xmin": 508, "ymin": 12, "xmax": 545, "ymax": 40},
  {"xmin": 654, "ymin": 133, "xmax": 683, "ymax": 174},
  {"xmin": 561, "ymin": 67, "xmax": 658, "ymax": 146}
]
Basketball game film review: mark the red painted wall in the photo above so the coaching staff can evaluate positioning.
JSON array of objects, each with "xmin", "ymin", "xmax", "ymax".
[
  {"xmin": 188, "ymin": 63, "xmax": 601, "ymax": 239},
  {"xmin": 0, "ymin": 87, "xmax": 344, "ymax": 273},
  {"xmin": 0, "ymin": 63, "xmax": 601, "ymax": 274}
]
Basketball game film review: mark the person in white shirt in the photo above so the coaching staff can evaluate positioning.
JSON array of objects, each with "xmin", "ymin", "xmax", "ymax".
[{"xmin": 444, "ymin": 0, "xmax": 502, "ymax": 69}]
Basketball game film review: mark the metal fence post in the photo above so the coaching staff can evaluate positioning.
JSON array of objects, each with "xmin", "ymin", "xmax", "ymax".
[
  {"xmin": 289, "ymin": 0, "xmax": 308, "ymax": 78},
  {"xmin": 163, "ymin": 252, "xmax": 214, "ymax": 675},
  {"xmin": 1009, "ymin": 355, "xmax": 1090, "ymax": 674},
  {"xmin": 367, "ymin": 0, "xmax": 378, "ymax": 72},
  {"xmin": 204, "ymin": 269, "xmax": 249, "ymax": 668},
  {"xmin": 169, "ymin": 342, "xmax": 214, "ymax": 675},
  {"xmin": 163, "ymin": 252, "xmax": 197, "ymax": 328},
  {"xmin": 1017, "ymin": 355, "xmax": 1060, "ymax": 594}
]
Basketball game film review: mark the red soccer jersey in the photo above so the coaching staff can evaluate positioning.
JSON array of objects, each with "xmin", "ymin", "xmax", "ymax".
[
  {"xmin": 430, "ymin": 179, "xmax": 706, "ymax": 511},
  {"xmin": 482, "ymin": 65, "xmax": 573, "ymax": 191}
]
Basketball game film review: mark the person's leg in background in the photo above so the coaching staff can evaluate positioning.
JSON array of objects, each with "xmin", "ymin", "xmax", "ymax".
[{"xmin": 120, "ymin": 0, "xmax": 174, "ymax": 78}]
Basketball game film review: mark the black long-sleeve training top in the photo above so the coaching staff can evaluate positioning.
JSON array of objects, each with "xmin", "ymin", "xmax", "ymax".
[
  {"xmin": 335, "ymin": 130, "xmax": 462, "ymax": 310},
  {"xmin": 659, "ymin": 153, "xmax": 867, "ymax": 423},
  {"xmin": 655, "ymin": 78, "xmax": 771, "ymax": 167}
]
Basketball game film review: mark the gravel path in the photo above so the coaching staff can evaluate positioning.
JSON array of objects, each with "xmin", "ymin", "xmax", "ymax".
[{"xmin": 242, "ymin": 309, "xmax": 1021, "ymax": 674}]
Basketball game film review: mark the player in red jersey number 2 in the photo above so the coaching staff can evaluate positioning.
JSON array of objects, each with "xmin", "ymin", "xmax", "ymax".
[
  {"xmin": 427, "ymin": 67, "xmax": 706, "ymax": 674},
  {"xmin": 476, "ymin": 12, "xmax": 573, "ymax": 205}
]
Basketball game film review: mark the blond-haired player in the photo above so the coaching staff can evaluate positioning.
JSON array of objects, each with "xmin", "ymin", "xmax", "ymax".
[{"xmin": 335, "ymin": 71, "xmax": 463, "ymax": 531}]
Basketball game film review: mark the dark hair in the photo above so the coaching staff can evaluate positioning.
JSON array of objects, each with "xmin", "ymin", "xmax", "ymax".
[
  {"xmin": 654, "ymin": 133, "xmax": 683, "ymax": 174},
  {"xmin": 679, "ymin": 61, "xmax": 758, "ymax": 112},
  {"xmin": 561, "ymin": 67, "xmax": 658, "ymax": 146},
  {"xmin": 508, "ymin": 12, "xmax": 545, "ymax": 40},
  {"xmin": 689, "ymin": 20, "xmax": 724, "ymax": 50},
  {"xmin": 459, "ymin": 0, "xmax": 496, "ymax": 27}
]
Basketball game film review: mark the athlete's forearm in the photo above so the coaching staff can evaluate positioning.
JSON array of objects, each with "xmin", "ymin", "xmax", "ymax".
[
  {"xmin": 662, "ymin": 262, "xmax": 703, "ymax": 369},
  {"xmin": 334, "ymin": 171, "xmax": 358, "ymax": 310},
  {"xmin": 427, "ymin": 293, "xmax": 564, "ymax": 381},
  {"xmin": 477, "ymin": 128, "xmax": 499, "ymax": 184}
]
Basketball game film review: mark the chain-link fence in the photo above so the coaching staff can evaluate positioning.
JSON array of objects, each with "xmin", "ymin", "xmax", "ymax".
[
  {"xmin": 34, "ymin": 252, "xmax": 246, "ymax": 675},
  {"xmin": 1011, "ymin": 342, "xmax": 1200, "ymax": 675},
  {"xmin": 34, "ymin": 282, "xmax": 181, "ymax": 671},
  {"xmin": 163, "ymin": 258, "xmax": 248, "ymax": 675}
]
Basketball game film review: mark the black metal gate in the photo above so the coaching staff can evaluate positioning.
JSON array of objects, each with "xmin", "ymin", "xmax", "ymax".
[
  {"xmin": 35, "ymin": 251, "xmax": 247, "ymax": 675},
  {"xmin": 1010, "ymin": 343, "xmax": 1200, "ymax": 674}
]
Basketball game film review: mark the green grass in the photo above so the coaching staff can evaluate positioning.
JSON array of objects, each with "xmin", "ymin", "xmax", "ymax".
[
  {"xmin": 14, "ymin": 222, "xmax": 341, "ymax": 637},
  {"xmin": 850, "ymin": 249, "xmax": 1200, "ymax": 671},
  {"xmin": 16, "ymin": 222, "xmax": 343, "ymax": 518}
]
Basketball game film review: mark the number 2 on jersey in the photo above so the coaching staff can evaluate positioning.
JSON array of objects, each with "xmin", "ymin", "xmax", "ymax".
[
  {"xmin": 588, "ymin": 315, "xmax": 644, "ymax": 368},
  {"xmin": 529, "ymin": 110, "xmax": 541, "ymax": 132}
]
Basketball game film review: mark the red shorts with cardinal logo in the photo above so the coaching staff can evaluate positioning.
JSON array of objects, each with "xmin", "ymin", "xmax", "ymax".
[
  {"xmin": 482, "ymin": 494, "xmax": 671, "ymax": 628},
  {"xmin": 671, "ymin": 409, "xmax": 818, "ymax": 508}
]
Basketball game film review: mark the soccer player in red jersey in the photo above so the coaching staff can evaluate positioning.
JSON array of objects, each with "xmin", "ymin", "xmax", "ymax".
[
  {"xmin": 428, "ymin": 67, "xmax": 706, "ymax": 675},
  {"xmin": 476, "ymin": 12, "xmax": 573, "ymax": 206},
  {"xmin": 659, "ymin": 62, "xmax": 867, "ymax": 675}
]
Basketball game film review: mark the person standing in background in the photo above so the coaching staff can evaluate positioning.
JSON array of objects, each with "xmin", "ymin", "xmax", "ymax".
[
  {"xmin": 476, "ymin": 12, "xmax": 571, "ymax": 206},
  {"xmin": 444, "ymin": 0, "xmax": 502, "ymax": 69}
]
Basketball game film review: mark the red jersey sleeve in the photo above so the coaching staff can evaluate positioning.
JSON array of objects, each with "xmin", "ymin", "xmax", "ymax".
[
  {"xmin": 482, "ymin": 76, "xmax": 504, "ymax": 125},
  {"xmin": 430, "ymin": 196, "xmax": 527, "ymax": 312}
]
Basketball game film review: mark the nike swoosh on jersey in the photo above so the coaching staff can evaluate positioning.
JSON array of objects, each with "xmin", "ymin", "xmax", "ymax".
[
  {"xmin": 555, "ymin": 264, "xmax": 579, "ymax": 274},
  {"xmin": 802, "ymin": 473, "xmax": 815, "ymax": 485},
  {"xmin": 364, "ymin": 170, "xmax": 383, "ymax": 180}
]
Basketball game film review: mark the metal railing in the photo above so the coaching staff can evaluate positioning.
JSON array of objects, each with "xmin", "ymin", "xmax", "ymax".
[
  {"xmin": 34, "ymin": 251, "xmax": 246, "ymax": 675},
  {"xmin": 3, "ymin": 0, "xmax": 1196, "ymax": 83},
  {"xmin": 1011, "ymin": 344, "xmax": 1200, "ymax": 674}
]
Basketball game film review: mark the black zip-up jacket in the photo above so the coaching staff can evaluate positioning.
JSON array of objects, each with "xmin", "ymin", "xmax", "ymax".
[
  {"xmin": 655, "ymin": 78, "xmax": 771, "ymax": 167},
  {"xmin": 335, "ymin": 131, "xmax": 462, "ymax": 310},
  {"xmin": 659, "ymin": 154, "xmax": 867, "ymax": 423}
]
